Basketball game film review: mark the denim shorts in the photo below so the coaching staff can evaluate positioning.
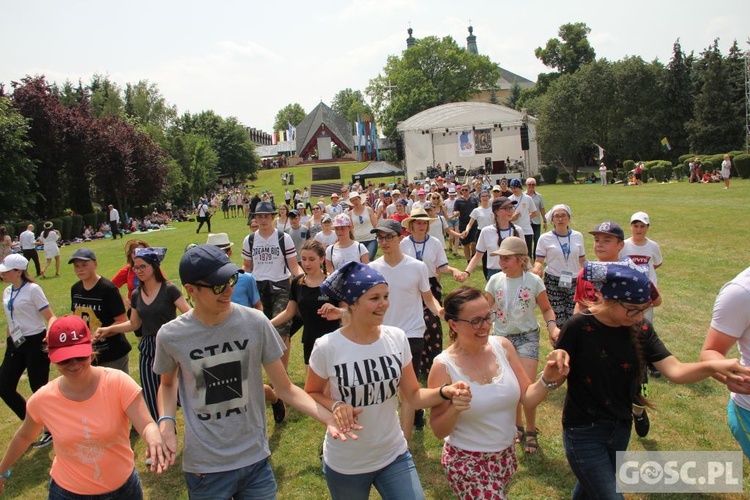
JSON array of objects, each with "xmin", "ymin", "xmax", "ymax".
[{"xmin": 504, "ymin": 328, "xmax": 540, "ymax": 360}]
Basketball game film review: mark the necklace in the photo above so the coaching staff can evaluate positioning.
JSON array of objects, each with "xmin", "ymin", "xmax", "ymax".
[{"xmin": 457, "ymin": 344, "xmax": 497, "ymax": 384}]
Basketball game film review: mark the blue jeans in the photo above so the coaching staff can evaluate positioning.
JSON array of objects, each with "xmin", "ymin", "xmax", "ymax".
[
  {"xmin": 184, "ymin": 458, "xmax": 277, "ymax": 500},
  {"xmin": 323, "ymin": 450, "xmax": 425, "ymax": 500},
  {"xmin": 563, "ymin": 420, "xmax": 631, "ymax": 499},
  {"xmin": 49, "ymin": 469, "xmax": 142, "ymax": 500},
  {"xmin": 362, "ymin": 239, "xmax": 378, "ymax": 261}
]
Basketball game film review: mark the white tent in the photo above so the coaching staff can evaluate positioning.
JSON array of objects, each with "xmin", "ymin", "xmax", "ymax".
[{"xmin": 396, "ymin": 102, "xmax": 539, "ymax": 180}]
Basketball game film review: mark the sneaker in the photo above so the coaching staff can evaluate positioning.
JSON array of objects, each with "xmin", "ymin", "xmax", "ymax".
[
  {"xmin": 272, "ymin": 398, "xmax": 286, "ymax": 424},
  {"xmin": 33, "ymin": 432, "xmax": 53, "ymax": 448},
  {"xmin": 414, "ymin": 409, "xmax": 425, "ymax": 431},
  {"xmin": 634, "ymin": 410, "xmax": 650, "ymax": 438}
]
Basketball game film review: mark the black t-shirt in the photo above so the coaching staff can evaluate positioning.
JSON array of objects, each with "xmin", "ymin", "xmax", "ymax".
[
  {"xmin": 557, "ymin": 311, "xmax": 671, "ymax": 428},
  {"xmin": 289, "ymin": 274, "xmax": 340, "ymax": 363},
  {"xmin": 453, "ymin": 197, "xmax": 478, "ymax": 230},
  {"xmin": 71, "ymin": 277, "xmax": 131, "ymax": 363}
]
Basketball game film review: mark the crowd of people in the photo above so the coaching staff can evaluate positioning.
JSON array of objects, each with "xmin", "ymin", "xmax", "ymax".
[{"xmin": 0, "ymin": 172, "xmax": 748, "ymax": 499}]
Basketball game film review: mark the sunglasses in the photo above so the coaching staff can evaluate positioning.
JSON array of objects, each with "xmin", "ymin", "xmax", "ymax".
[{"xmin": 192, "ymin": 272, "xmax": 239, "ymax": 295}]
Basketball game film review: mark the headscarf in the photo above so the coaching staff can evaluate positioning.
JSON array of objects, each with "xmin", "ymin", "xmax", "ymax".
[
  {"xmin": 583, "ymin": 261, "xmax": 652, "ymax": 304},
  {"xmin": 134, "ymin": 247, "xmax": 167, "ymax": 266},
  {"xmin": 321, "ymin": 262, "xmax": 387, "ymax": 305}
]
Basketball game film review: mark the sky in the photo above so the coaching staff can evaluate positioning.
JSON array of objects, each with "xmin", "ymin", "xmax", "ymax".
[{"xmin": 2, "ymin": 0, "xmax": 748, "ymax": 134}]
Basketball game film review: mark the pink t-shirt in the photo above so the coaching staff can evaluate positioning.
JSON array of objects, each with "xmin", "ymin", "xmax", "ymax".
[{"xmin": 27, "ymin": 368, "xmax": 141, "ymax": 495}]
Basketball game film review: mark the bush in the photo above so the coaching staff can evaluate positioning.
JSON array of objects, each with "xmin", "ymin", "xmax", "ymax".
[
  {"xmin": 540, "ymin": 165, "xmax": 558, "ymax": 185},
  {"xmin": 96, "ymin": 211, "xmax": 107, "ymax": 226},
  {"xmin": 649, "ymin": 161, "xmax": 673, "ymax": 183},
  {"xmin": 60, "ymin": 216, "xmax": 73, "ymax": 240},
  {"xmin": 672, "ymin": 164, "xmax": 687, "ymax": 181},
  {"xmin": 678, "ymin": 154, "xmax": 695, "ymax": 164},
  {"xmin": 71, "ymin": 215, "xmax": 84, "ymax": 238},
  {"xmin": 83, "ymin": 213, "xmax": 98, "ymax": 232},
  {"xmin": 623, "ymin": 160, "xmax": 635, "ymax": 172},
  {"xmin": 559, "ymin": 172, "xmax": 574, "ymax": 184},
  {"xmin": 734, "ymin": 154, "xmax": 750, "ymax": 179}
]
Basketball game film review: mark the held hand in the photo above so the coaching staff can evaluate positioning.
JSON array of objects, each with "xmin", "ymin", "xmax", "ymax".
[
  {"xmin": 549, "ymin": 327, "xmax": 561, "ymax": 346},
  {"xmin": 447, "ymin": 381, "xmax": 472, "ymax": 399},
  {"xmin": 318, "ymin": 304, "xmax": 344, "ymax": 321},
  {"xmin": 92, "ymin": 327, "xmax": 109, "ymax": 343},
  {"xmin": 715, "ymin": 359, "xmax": 750, "ymax": 384},
  {"xmin": 329, "ymin": 405, "xmax": 363, "ymax": 441},
  {"xmin": 453, "ymin": 269, "xmax": 468, "ymax": 282},
  {"xmin": 142, "ymin": 424, "xmax": 170, "ymax": 474},
  {"xmin": 531, "ymin": 265, "xmax": 544, "ymax": 279},
  {"xmin": 542, "ymin": 349, "xmax": 570, "ymax": 379},
  {"xmin": 159, "ymin": 424, "xmax": 179, "ymax": 466},
  {"xmin": 725, "ymin": 378, "xmax": 750, "ymax": 394}
]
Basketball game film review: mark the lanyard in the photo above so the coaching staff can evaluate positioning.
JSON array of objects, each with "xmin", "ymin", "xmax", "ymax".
[
  {"xmin": 410, "ymin": 235, "xmax": 428, "ymax": 261},
  {"xmin": 554, "ymin": 230, "xmax": 572, "ymax": 262},
  {"xmin": 503, "ymin": 273, "xmax": 525, "ymax": 315},
  {"xmin": 8, "ymin": 282, "xmax": 27, "ymax": 320}
]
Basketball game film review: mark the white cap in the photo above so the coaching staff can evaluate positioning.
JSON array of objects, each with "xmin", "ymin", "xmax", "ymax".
[
  {"xmin": 630, "ymin": 211, "xmax": 650, "ymax": 225},
  {"xmin": 0, "ymin": 254, "xmax": 29, "ymax": 273}
]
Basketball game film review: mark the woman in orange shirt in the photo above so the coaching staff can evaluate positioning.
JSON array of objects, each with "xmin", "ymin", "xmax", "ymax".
[{"xmin": 0, "ymin": 316, "xmax": 169, "ymax": 499}]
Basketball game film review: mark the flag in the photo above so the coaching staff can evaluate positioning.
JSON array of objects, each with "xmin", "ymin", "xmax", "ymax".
[
  {"xmin": 271, "ymin": 130, "xmax": 277, "ymax": 145},
  {"xmin": 661, "ymin": 137, "xmax": 671, "ymax": 151},
  {"xmin": 594, "ymin": 143, "xmax": 605, "ymax": 160},
  {"xmin": 288, "ymin": 122, "xmax": 296, "ymax": 141}
]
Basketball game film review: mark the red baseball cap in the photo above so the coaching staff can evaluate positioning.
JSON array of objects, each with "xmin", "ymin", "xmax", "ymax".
[{"xmin": 47, "ymin": 316, "xmax": 93, "ymax": 363}]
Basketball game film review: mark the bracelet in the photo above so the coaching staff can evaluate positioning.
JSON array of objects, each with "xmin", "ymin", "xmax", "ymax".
[
  {"xmin": 330, "ymin": 400, "xmax": 345, "ymax": 413},
  {"xmin": 464, "ymin": 270, "xmax": 471, "ymax": 275},
  {"xmin": 546, "ymin": 320, "xmax": 557, "ymax": 327},
  {"xmin": 538, "ymin": 371, "xmax": 560, "ymax": 390},
  {"xmin": 0, "ymin": 469, "xmax": 9, "ymax": 479},
  {"xmin": 156, "ymin": 415, "xmax": 176, "ymax": 425},
  {"xmin": 439, "ymin": 383, "xmax": 451, "ymax": 400}
]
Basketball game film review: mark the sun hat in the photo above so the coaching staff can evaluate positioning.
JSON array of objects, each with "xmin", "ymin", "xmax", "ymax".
[
  {"xmin": 370, "ymin": 219, "xmax": 403, "ymax": 236},
  {"xmin": 321, "ymin": 261, "xmax": 387, "ymax": 306},
  {"xmin": 448, "ymin": 189, "xmax": 457, "ymax": 195},
  {"xmin": 589, "ymin": 221, "xmax": 624, "ymax": 240},
  {"xmin": 401, "ymin": 206, "xmax": 437, "ymax": 229},
  {"xmin": 630, "ymin": 211, "xmax": 650, "ymax": 225},
  {"xmin": 333, "ymin": 214, "xmax": 352, "ymax": 227},
  {"xmin": 206, "ymin": 233, "xmax": 234, "ymax": 249},
  {"xmin": 179, "ymin": 244, "xmax": 242, "ymax": 286},
  {"xmin": 68, "ymin": 248, "xmax": 97, "ymax": 264},
  {"xmin": 252, "ymin": 201, "xmax": 277, "ymax": 215},
  {"xmin": 545, "ymin": 204, "xmax": 573, "ymax": 222},
  {"xmin": 583, "ymin": 261, "xmax": 652, "ymax": 304},
  {"xmin": 47, "ymin": 315, "xmax": 93, "ymax": 363},
  {"xmin": 0, "ymin": 254, "xmax": 29, "ymax": 273},
  {"xmin": 491, "ymin": 185, "xmax": 502, "ymax": 192},
  {"xmin": 346, "ymin": 191, "xmax": 366, "ymax": 204},
  {"xmin": 490, "ymin": 236, "xmax": 528, "ymax": 256}
]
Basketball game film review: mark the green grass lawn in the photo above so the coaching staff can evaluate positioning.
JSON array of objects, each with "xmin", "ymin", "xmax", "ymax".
[{"xmin": 1, "ymin": 165, "xmax": 749, "ymax": 499}]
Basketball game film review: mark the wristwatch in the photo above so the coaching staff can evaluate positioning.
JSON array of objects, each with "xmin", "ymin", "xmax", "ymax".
[{"xmin": 538, "ymin": 372, "xmax": 560, "ymax": 390}]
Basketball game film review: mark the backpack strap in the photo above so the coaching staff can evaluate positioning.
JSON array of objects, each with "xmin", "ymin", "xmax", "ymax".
[{"xmin": 277, "ymin": 229, "xmax": 288, "ymax": 273}]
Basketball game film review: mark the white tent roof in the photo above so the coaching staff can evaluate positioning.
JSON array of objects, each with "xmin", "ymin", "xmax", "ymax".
[{"xmin": 397, "ymin": 102, "xmax": 534, "ymax": 132}]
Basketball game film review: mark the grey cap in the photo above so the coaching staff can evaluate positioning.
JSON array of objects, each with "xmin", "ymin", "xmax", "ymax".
[
  {"xmin": 68, "ymin": 248, "xmax": 97, "ymax": 264},
  {"xmin": 179, "ymin": 244, "xmax": 242, "ymax": 286},
  {"xmin": 370, "ymin": 219, "xmax": 403, "ymax": 236}
]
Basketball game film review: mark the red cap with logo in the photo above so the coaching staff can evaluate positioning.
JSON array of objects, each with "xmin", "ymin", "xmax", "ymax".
[{"xmin": 47, "ymin": 316, "xmax": 93, "ymax": 363}]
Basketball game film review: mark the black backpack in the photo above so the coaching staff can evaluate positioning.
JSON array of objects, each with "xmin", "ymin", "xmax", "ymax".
[{"xmin": 247, "ymin": 229, "xmax": 288, "ymax": 272}]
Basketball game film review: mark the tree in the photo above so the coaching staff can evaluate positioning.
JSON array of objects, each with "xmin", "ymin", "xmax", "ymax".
[
  {"xmin": 519, "ymin": 22, "xmax": 597, "ymax": 114},
  {"xmin": 534, "ymin": 22, "xmax": 596, "ymax": 75},
  {"xmin": 505, "ymin": 83, "xmax": 522, "ymax": 109},
  {"xmin": 367, "ymin": 36, "xmax": 500, "ymax": 136},
  {"xmin": 657, "ymin": 39, "xmax": 695, "ymax": 161},
  {"xmin": 124, "ymin": 80, "xmax": 177, "ymax": 130},
  {"xmin": 686, "ymin": 40, "xmax": 737, "ymax": 152},
  {"xmin": 0, "ymin": 97, "xmax": 37, "ymax": 219},
  {"xmin": 88, "ymin": 74, "xmax": 125, "ymax": 118},
  {"xmin": 273, "ymin": 103, "xmax": 306, "ymax": 134},
  {"xmin": 331, "ymin": 88, "xmax": 373, "ymax": 133},
  {"xmin": 725, "ymin": 40, "xmax": 747, "ymax": 149},
  {"xmin": 163, "ymin": 130, "xmax": 219, "ymax": 202}
]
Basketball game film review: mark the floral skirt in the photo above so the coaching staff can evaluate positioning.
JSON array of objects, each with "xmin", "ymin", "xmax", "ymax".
[
  {"xmin": 420, "ymin": 277, "xmax": 443, "ymax": 376},
  {"xmin": 442, "ymin": 442, "xmax": 518, "ymax": 499}
]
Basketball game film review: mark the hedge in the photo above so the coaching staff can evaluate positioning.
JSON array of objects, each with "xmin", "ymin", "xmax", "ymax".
[
  {"xmin": 540, "ymin": 165, "xmax": 558, "ymax": 185},
  {"xmin": 734, "ymin": 154, "xmax": 750, "ymax": 179},
  {"xmin": 71, "ymin": 215, "xmax": 84, "ymax": 238},
  {"xmin": 559, "ymin": 172, "xmax": 574, "ymax": 184},
  {"xmin": 83, "ymin": 213, "xmax": 98, "ymax": 231},
  {"xmin": 60, "ymin": 216, "xmax": 73, "ymax": 240}
]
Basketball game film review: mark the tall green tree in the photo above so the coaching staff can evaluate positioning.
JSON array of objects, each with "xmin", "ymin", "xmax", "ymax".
[
  {"xmin": 331, "ymin": 88, "xmax": 373, "ymax": 133},
  {"xmin": 163, "ymin": 130, "xmax": 219, "ymax": 202},
  {"xmin": 367, "ymin": 36, "xmax": 500, "ymax": 136},
  {"xmin": 505, "ymin": 83, "xmax": 522, "ymax": 109},
  {"xmin": 0, "ymin": 97, "xmax": 37, "ymax": 219},
  {"xmin": 88, "ymin": 74, "xmax": 124, "ymax": 118},
  {"xmin": 124, "ymin": 80, "xmax": 177, "ymax": 130},
  {"xmin": 519, "ymin": 22, "xmax": 596, "ymax": 114},
  {"xmin": 725, "ymin": 40, "xmax": 747, "ymax": 150},
  {"xmin": 273, "ymin": 103, "xmax": 306, "ymax": 134},
  {"xmin": 685, "ymin": 40, "xmax": 736, "ymax": 152},
  {"xmin": 657, "ymin": 39, "xmax": 694, "ymax": 161}
]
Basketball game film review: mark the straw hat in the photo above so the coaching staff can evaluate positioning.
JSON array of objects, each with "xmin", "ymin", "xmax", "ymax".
[{"xmin": 401, "ymin": 206, "xmax": 437, "ymax": 229}]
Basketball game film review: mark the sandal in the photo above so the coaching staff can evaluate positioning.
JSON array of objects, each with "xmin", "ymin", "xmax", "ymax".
[
  {"xmin": 515, "ymin": 425, "xmax": 525, "ymax": 445},
  {"xmin": 524, "ymin": 430, "xmax": 540, "ymax": 454}
]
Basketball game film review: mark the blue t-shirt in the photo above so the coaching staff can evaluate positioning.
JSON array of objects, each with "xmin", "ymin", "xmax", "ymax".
[{"xmin": 231, "ymin": 272, "xmax": 261, "ymax": 308}]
